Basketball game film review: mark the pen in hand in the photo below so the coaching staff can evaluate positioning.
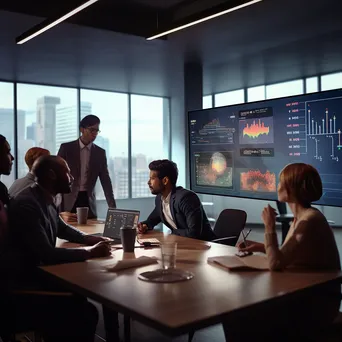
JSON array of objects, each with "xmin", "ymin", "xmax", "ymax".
[{"xmin": 241, "ymin": 229, "xmax": 252, "ymax": 248}]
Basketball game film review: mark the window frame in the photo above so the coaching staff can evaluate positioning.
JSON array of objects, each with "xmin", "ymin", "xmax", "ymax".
[{"xmin": 2, "ymin": 79, "xmax": 170, "ymax": 200}]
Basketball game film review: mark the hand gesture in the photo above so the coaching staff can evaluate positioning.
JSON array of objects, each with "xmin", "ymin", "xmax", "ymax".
[
  {"xmin": 137, "ymin": 222, "xmax": 148, "ymax": 234},
  {"xmin": 83, "ymin": 235, "xmax": 112, "ymax": 246},
  {"xmin": 262, "ymin": 204, "xmax": 277, "ymax": 232}
]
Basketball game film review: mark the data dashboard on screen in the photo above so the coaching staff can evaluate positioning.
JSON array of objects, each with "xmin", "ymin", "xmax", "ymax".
[{"xmin": 188, "ymin": 89, "xmax": 342, "ymax": 207}]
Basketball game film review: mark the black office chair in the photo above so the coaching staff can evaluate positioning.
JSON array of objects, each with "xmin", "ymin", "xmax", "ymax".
[
  {"xmin": 211, "ymin": 209, "xmax": 247, "ymax": 246},
  {"xmin": 188, "ymin": 209, "xmax": 247, "ymax": 342}
]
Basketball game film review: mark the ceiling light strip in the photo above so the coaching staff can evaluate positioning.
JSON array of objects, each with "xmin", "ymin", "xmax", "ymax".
[
  {"xmin": 17, "ymin": 0, "xmax": 99, "ymax": 44},
  {"xmin": 147, "ymin": 0, "xmax": 263, "ymax": 41}
]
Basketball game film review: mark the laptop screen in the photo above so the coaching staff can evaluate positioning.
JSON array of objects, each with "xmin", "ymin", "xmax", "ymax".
[{"xmin": 103, "ymin": 208, "xmax": 140, "ymax": 240}]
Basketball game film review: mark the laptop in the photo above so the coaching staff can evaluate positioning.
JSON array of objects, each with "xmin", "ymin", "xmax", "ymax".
[{"xmin": 93, "ymin": 208, "xmax": 140, "ymax": 243}]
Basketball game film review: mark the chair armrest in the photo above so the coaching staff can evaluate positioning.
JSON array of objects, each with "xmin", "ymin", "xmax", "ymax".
[{"xmin": 212, "ymin": 236, "xmax": 237, "ymax": 243}]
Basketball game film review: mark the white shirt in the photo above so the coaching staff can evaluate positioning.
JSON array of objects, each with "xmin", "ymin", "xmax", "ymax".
[
  {"xmin": 79, "ymin": 139, "xmax": 92, "ymax": 191},
  {"xmin": 162, "ymin": 192, "xmax": 177, "ymax": 230}
]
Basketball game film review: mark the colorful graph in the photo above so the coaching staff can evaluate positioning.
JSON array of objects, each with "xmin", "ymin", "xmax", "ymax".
[
  {"xmin": 243, "ymin": 119, "xmax": 270, "ymax": 138},
  {"xmin": 239, "ymin": 116, "xmax": 274, "ymax": 144},
  {"xmin": 195, "ymin": 151, "xmax": 233, "ymax": 188},
  {"xmin": 240, "ymin": 170, "xmax": 276, "ymax": 192}
]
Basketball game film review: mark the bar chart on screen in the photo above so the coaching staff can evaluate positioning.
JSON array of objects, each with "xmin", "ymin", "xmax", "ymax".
[{"xmin": 286, "ymin": 96, "xmax": 342, "ymax": 162}]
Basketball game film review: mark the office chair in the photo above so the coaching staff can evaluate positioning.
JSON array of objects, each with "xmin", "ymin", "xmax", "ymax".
[
  {"xmin": 188, "ymin": 209, "xmax": 247, "ymax": 342},
  {"xmin": 211, "ymin": 209, "xmax": 247, "ymax": 246}
]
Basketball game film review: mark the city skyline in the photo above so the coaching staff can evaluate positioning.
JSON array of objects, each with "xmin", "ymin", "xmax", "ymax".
[{"xmin": 0, "ymin": 86, "xmax": 168, "ymax": 198}]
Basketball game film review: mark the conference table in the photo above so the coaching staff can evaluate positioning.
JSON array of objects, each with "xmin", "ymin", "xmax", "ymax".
[{"xmin": 41, "ymin": 219, "xmax": 342, "ymax": 339}]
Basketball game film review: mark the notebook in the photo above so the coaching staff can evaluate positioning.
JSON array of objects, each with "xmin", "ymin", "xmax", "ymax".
[
  {"xmin": 207, "ymin": 254, "xmax": 269, "ymax": 271},
  {"xmin": 92, "ymin": 208, "xmax": 140, "ymax": 242}
]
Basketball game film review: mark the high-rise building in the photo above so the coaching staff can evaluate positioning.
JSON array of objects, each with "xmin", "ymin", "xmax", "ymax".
[
  {"xmin": 17, "ymin": 139, "xmax": 35, "ymax": 176},
  {"xmin": 135, "ymin": 153, "xmax": 148, "ymax": 170},
  {"xmin": 0, "ymin": 108, "xmax": 26, "ymax": 145},
  {"xmin": 26, "ymin": 123, "xmax": 36, "ymax": 142},
  {"xmin": 56, "ymin": 101, "xmax": 92, "ymax": 152},
  {"xmin": 95, "ymin": 136, "xmax": 110, "ymax": 154},
  {"xmin": 36, "ymin": 96, "xmax": 60, "ymax": 154}
]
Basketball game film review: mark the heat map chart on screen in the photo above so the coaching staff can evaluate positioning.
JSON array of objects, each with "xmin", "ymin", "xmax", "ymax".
[
  {"xmin": 188, "ymin": 88, "xmax": 342, "ymax": 206},
  {"xmin": 240, "ymin": 170, "xmax": 276, "ymax": 192},
  {"xmin": 194, "ymin": 151, "xmax": 233, "ymax": 188}
]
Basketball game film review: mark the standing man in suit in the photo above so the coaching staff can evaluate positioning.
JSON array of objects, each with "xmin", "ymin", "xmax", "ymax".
[
  {"xmin": 58, "ymin": 115, "xmax": 116, "ymax": 218},
  {"xmin": 137, "ymin": 159, "xmax": 215, "ymax": 241}
]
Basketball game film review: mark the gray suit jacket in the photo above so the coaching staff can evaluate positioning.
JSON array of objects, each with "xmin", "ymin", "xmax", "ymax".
[
  {"xmin": 8, "ymin": 172, "xmax": 35, "ymax": 199},
  {"xmin": 57, "ymin": 139, "xmax": 116, "ymax": 217}
]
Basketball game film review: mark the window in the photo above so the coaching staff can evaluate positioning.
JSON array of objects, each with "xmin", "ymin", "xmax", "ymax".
[
  {"xmin": 266, "ymin": 79, "xmax": 304, "ymax": 99},
  {"xmin": 247, "ymin": 85, "xmax": 265, "ymax": 102},
  {"xmin": 80, "ymin": 89, "xmax": 129, "ymax": 200},
  {"xmin": 321, "ymin": 72, "xmax": 342, "ymax": 91},
  {"xmin": 203, "ymin": 95, "xmax": 213, "ymax": 109},
  {"xmin": 215, "ymin": 89, "xmax": 245, "ymax": 107},
  {"xmin": 16, "ymin": 84, "xmax": 78, "ymax": 178},
  {"xmin": 131, "ymin": 95, "xmax": 170, "ymax": 198},
  {"xmin": 306, "ymin": 77, "xmax": 318, "ymax": 93},
  {"xmin": 0, "ymin": 82, "xmax": 15, "ymax": 188}
]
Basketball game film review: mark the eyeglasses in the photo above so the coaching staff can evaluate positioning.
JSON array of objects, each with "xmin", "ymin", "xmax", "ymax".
[{"xmin": 86, "ymin": 128, "xmax": 101, "ymax": 134}]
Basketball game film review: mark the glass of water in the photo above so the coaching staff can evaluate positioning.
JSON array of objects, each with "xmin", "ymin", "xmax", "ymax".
[{"xmin": 161, "ymin": 242, "xmax": 177, "ymax": 270}]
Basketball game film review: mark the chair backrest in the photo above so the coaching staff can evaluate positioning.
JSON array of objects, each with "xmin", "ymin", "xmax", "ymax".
[{"xmin": 213, "ymin": 209, "xmax": 247, "ymax": 246}]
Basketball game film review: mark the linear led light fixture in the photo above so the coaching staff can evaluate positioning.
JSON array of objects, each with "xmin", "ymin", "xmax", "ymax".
[
  {"xmin": 147, "ymin": 0, "xmax": 262, "ymax": 40},
  {"xmin": 16, "ymin": 0, "xmax": 99, "ymax": 44}
]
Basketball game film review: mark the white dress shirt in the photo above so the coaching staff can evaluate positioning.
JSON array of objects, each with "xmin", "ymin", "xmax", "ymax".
[
  {"xmin": 79, "ymin": 139, "xmax": 92, "ymax": 191},
  {"xmin": 162, "ymin": 192, "xmax": 177, "ymax": 230}
]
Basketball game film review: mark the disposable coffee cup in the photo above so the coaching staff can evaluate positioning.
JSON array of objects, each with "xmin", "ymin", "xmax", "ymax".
[
  {"xmin": 76, "ymin": 207, "xmax": 89, "ymax": 225},
  {"xmin": 120, "ymin": 227, "xmax": 136, "ymax": 252}
]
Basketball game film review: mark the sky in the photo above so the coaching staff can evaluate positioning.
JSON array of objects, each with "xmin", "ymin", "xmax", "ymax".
[{"xmin": 0, "ymin": 82, "xmax": 168, "ymax": 159}]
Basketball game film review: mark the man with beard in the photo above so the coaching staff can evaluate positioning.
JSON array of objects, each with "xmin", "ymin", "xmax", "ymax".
[
  {"xmin": 137, "ymin": 159, "xmax": 216, "ymax": 241},
  {"xmin": 8, "ymin": 155, "xmax": 116, "ymax": 341},
  {"xmin": 0, "ymin": 134, "xmax": 14, "ymax": 250},
  {"xmin": 10, "ymin": 155, "xmax": 111, "ymax": 265}
]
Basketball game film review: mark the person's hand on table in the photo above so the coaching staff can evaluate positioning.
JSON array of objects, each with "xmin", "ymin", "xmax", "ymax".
[
  {"xmin": 137, "ymin": 222, "xmax": 148, "ymax": 234},
  {"xmin": 83, "ymin": 235, "xmax": 112, "ymax": 246},
  {"xmin": 60, "ymin": 212, "xmax": 77, "ymax": 223},
  {"xmin": 237, "ymin": 240, "xmax": 265, "ymax": 253},
  {"xmin": 87, "ymin": 241, "xmax": 112, "ymax": 258}
]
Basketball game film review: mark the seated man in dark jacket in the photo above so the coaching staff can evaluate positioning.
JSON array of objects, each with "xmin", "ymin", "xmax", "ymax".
[
  {"xmin": 137, "ymin": 159, "xmax": 215, "ymax": 241},
  {"xmin": 0, "ymin": 136, "xmax": 100, "ymax": 342},
  {"xmin": 10, "ymin": 155, "xmax": 111, "ymax": 266}
]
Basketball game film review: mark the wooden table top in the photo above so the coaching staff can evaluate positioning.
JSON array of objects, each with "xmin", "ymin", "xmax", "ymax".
[{"xmin": 46, "ymin": 220, "xmax": 342, "ymax": 336}]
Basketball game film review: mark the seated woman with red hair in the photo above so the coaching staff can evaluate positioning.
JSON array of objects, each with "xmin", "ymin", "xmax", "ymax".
[
  {"xmin": 223, "ymin": 163, "xmax": 341, "ymax": 341},
  {"xmin": 9, "ymin": 147, "xmax": 50, "ymax": 198}
]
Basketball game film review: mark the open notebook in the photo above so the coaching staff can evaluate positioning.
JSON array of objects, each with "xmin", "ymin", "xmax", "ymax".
[{"xmin": 208, "ymin": 254, "xmax": 269, "ymax": 271}]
